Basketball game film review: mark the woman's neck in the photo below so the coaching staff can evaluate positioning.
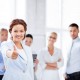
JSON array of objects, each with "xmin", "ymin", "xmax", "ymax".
[
  {"xmin": 13, "ymin": 41, "xmax": 22, "ymax": 49},
  {"xmin": 48, "ymin": 45, "xmax": 54, "ymax": 55},
  {"xmin": 48, "ymin": 44, "xmax": 54, "ymax": 50}
]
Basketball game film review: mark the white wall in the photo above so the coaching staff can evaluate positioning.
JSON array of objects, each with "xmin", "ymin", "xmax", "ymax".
[{"xmin": 26, "ymin": 0, "xmax": 46, "ymax": 51}]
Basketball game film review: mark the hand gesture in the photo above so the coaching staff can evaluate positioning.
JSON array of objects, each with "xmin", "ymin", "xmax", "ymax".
[{"xmin": 11, "ymin": 46, "xmax": 18, "ymax": 59}]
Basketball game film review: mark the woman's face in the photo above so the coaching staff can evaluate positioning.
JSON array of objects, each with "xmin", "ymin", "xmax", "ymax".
[
  {"xmin": 11, "ymin": 24, "xmax": 25, "ymax": 42},
  {"xmin": 48, "ymin": 33, "xmax": 57, "ymax": 45},
  {"xmin": 25, "ymin": 37, "xmax": 33, "ymax": 47}
]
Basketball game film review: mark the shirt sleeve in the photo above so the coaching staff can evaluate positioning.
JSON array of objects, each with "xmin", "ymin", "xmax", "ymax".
[
  {"xmin": 57, "ymin": 50, "xmax": 64, "ymax": 68},
  {"xmin": 1, "ymin": 42, "xmax": 9, "ymax": 63}
]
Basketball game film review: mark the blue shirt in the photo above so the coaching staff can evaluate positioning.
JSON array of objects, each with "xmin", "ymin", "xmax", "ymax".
[
  {"xmin": 66, "ymin": 37, "xmax": 80, "ymax": 74},
  {"xmin": 0, "ymin": 42, "xmax": 5, "ymax": 75}
]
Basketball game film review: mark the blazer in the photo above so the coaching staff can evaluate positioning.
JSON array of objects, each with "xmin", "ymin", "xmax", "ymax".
[{"xmin": 1, "ymin": 40, "xmax": 34, "ymax": 80}]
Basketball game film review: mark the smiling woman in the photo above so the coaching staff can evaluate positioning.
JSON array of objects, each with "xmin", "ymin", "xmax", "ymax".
[
  {"xmin": 9, "ymin": 19, "xmax": 27, "ymax": 41},
  {"xmin": 1, "ymin": 19, "xmax": 34, "ymax": 80}
]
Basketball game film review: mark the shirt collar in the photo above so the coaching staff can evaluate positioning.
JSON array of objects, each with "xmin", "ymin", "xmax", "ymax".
[{"xmin": 72, "ymin": 37, "xmax": 79, "ymax": 42}]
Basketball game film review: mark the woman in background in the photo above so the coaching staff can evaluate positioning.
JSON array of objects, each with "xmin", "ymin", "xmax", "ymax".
[
  {"xmin": 36, "ymin": 32, "xmax": 64, "ymax": 80},
  {"xmin": 1, "ymin": 19, "xmax": 34, "ymax": 80}
]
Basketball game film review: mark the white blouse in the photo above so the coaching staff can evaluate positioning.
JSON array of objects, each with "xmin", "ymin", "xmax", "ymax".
[
  {"xmin": 36, "ymin": 47, "xmax": 64, "ymax": 80},
  {"xmin": 38, "ymin": 47, "xmax": 64, "ymax": 69},
  {"xmin": 17, "ymin": 48, "xmax": 27, "ymax": 62}
]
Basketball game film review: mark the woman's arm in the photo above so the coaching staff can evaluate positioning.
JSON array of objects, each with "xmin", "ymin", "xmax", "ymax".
[
  {"xmin": 46, "ymin": 50, "xmax": 64, "ymax": 69},
  {"xmin": 1, "ymin": 42, "xmax": 18, "ymax": 59},
  {"xmin": 57, "ymin": 50, "xmax": 64, "ymax": 68},
  {"xmin": 45, "ymin": 62, "xmax": 58, "ymax": 70}
]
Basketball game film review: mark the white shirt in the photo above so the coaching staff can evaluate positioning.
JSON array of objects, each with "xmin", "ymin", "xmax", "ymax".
[
  {"xmin": 66, "ymin": 37, "xmax": 80, "ymax": 74},
  {"xmin": 38, "ymin": 47, "xmax": 63, "ymax": 69},
  {"xmin": 36, "ymin": 47, "xmax": 64, "ymax": 80},
  {"xmin": 17, "ymin": 48, "xmax": 27, "ymax": 62}
]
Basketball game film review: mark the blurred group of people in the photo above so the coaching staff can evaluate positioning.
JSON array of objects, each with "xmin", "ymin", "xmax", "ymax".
[{"xmin": 0, "ymin": 19, "xmax": 80, "ymax": 80}]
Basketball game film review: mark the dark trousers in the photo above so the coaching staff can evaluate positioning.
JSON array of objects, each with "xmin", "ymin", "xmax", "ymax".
[
  {"xmin": 66, "ymin": 72, "xmax": 80, "ymax": 80},
  {"xmin": 0, "ymin": 75, "xmax": 3, "ymax": 80}
]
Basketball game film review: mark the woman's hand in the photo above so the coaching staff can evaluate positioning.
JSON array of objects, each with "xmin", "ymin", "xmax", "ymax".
[
  {"xmin": 34, "ymin": 59, "xmax": 39, "ymax": 71},
  {"xmin": 6, "ymin": 46, "xmax": 18, "ymax": 59},
  {"xmin": 34, "ymin": 59, "xmax": 39, "ymax": 65},
  {"xmin": 11, "ymin": 46, "xmax": 18, "ymax": 59},
  {"xmin": 46, "ymin": 62, "xmax": 57, "ymax": 67},
  {"xmin": 45, "ymin": 62, "xmax": 58, "ymax": 70},
  {"xmin": 58, "ymin": 58, "xmax": 62, "ymax": 62}
]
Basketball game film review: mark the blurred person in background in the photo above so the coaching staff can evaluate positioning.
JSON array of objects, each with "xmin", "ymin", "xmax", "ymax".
[
  {"xmin": 0, "ymin": 28, "xmax": 8, "ymax": 80},
  {"xmin": 25, "ymin": 34, "xmax": 38, "ymax": 80},
  {"xmin": 36, "ymin": 32, "xmax": 64, "ymax": 80}
]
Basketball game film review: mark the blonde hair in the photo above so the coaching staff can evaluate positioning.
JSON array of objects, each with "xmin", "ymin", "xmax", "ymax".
[{"xmin": 51, "ymin": 32, "xmax": 57, "ymax": 36}]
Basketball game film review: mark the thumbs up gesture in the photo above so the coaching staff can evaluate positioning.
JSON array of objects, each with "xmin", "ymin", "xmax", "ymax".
[{"xmin": 11, "ymin": 46, "xmax": 18, "ymax": 59}]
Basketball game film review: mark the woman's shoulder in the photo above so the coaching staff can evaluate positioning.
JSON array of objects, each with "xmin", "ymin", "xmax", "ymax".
[
  {"xmin": 54, "ymin": 47, "xmax": 61, "ymax": 51},
  {"xmin": 54, "ymin": 47, "xmax": 62, "ymax": 54},
  {"xmin": 21, "ymin": 41, "xmax": 32, "ymax": 52},
  {"xmin": 1, "ymin": 40, "xmax": 14, "ymax": 48},
  {"xmin": 21, "ymin": 41, "xmax": 30, "ymax": 49}
]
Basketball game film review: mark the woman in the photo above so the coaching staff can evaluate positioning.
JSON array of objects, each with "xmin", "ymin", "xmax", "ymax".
[
  {"xmin": 36, "ymin": 32, "xmax": 64, "ymax": 80},
  {"xmin": 1, "ymin": 19, "xmax": 34, "ymax": 80}
]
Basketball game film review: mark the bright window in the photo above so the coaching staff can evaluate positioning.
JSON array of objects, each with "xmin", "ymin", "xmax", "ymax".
[
  {"xmin": 0, "ymin": 0, "xmax": 15, "ymax": 28},
  {"xmin": 46, "ymin": 0, "xmax": 61, "ymax": 28},
  {"xmin": 0, "ymin": 0, "xmax": 27, "ymax": 29}
]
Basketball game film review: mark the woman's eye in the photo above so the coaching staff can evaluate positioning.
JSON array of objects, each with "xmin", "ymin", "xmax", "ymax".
[
  {"xmin": 20, "ymin": 30, "xmax": 24, "ymax": 32},
  {"xmin": 14, "ymin": 31, "xmax": 17, "ymax": 32}
]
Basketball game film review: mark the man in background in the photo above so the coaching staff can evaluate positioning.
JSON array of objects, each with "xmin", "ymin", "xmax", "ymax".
[
  {"xmin": 65, "ymin": 23, "xmax": 80, "ymax": 80},
  {"xmin": 0, "ymin": 28, "xmax": 8, "ymax": 80}
]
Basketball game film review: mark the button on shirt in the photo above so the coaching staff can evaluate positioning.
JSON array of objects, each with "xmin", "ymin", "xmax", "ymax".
[
  {"xmin": 66, "ymin": 37, "xmax": 80, "ymax": 74},
  {"xmin": 0, "ymin": 42, "xmax": 5, "ymax": 75}
]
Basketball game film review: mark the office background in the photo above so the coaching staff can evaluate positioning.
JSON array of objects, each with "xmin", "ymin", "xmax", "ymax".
[{"xmin": 0, "ymin": 0, "xmax": 80, "ymax": 80}]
